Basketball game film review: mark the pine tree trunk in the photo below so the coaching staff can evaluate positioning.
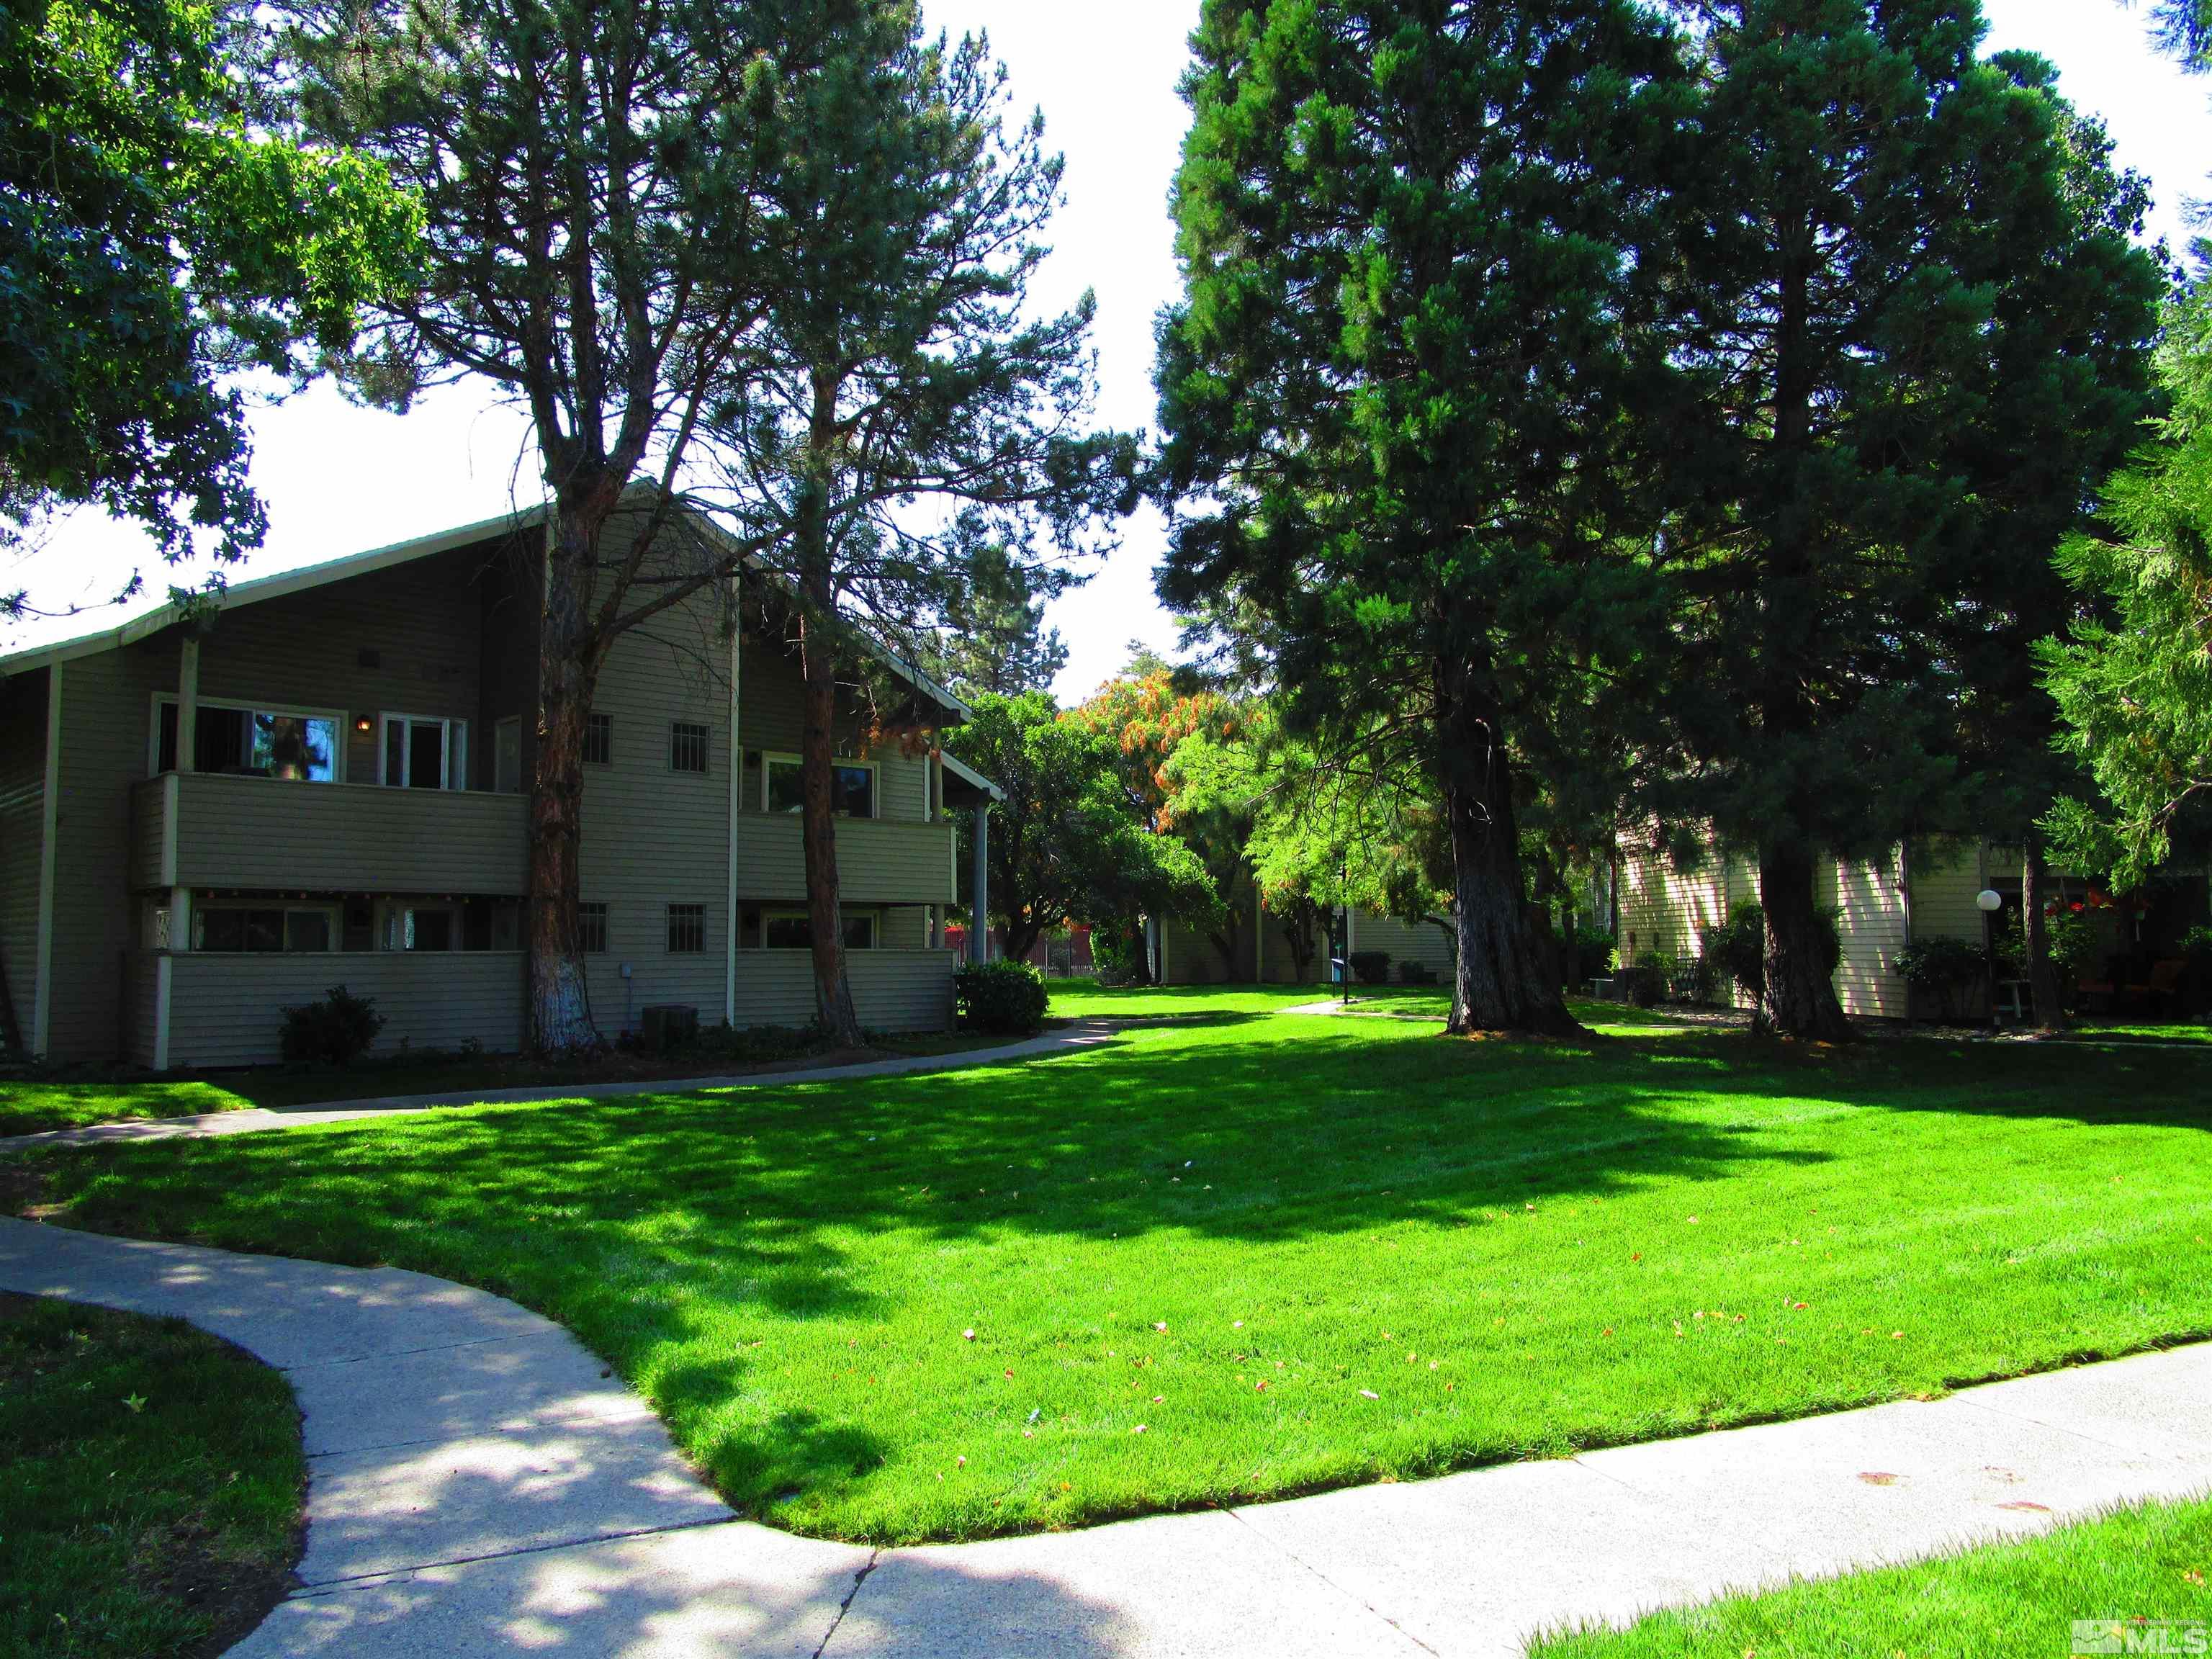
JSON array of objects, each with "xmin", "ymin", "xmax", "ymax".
[
  {"xmin": 527, "ymin": 498, "xmax": 608, "ymax": 1055},
  {"xmin": 797, "ymin": 608, "xmax": 863, "ymax": 1046},
  {"xmin": 2023, "ymin": 831, "xmax": 2071, "ymax": 1032},
  {"xmin": 1759, "ymin": 842, "xmax": 1853, "ymax": 1043},
  {"xmin": 1439, "ymin": 667, "xmax": 1579, "ymax": 1036}
]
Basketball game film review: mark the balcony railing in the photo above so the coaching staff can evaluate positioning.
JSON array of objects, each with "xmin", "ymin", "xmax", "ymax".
[
  {"xmin": 131, "ymin": 773, "xmax": 529, "ymax": 895},
  {"xmin": 729, "ymin": 811, "xmax": 956, "ymax": 905}
]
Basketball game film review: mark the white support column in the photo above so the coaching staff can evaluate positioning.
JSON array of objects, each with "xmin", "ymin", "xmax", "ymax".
[
  {"xmin": 32, "ymin": 660, "xmax": 63, "ymax": 1059},
  {"xmin": 970, "ymin": 802, "xmax": 990, "ymax": 965},
  {"xmin": 724, "ymin": 588, "xmax": 742, "ymax": 1028}
]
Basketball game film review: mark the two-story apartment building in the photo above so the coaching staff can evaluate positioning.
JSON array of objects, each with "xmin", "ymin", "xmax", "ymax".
[{"xmin": 0, "ymin": 501, "xmax": 999, "ymax": 1068}]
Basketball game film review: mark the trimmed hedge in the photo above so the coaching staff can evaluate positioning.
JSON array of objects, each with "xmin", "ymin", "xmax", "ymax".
[{"xmin": 954, "ymin": 960, "xmax": 1050, "ymax": 1035}]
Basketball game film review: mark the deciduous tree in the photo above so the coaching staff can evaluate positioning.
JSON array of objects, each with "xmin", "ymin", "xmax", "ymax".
[{"xmin": 1, "ymin": 0, "xmax": 416, "ymax": 619}]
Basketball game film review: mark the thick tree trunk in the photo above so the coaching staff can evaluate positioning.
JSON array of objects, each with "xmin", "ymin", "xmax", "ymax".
[
  {"xmin": 1439, "ymin": 668, "xmax": 1579, "ymax": 1036},
  {"xmin": 1759, "ymin": 842, "xmax": 1853, "ymax": 1043},
  {"xmin": 1004, "ymin": 911, "xmax": 1046, "ymax": 965},
  {"xmin": 528, "ymin": 496, "xmax": 611, "ymax": 1055},
  {"xmin": 2023, "ymin": 831, "xmax": 2071, "ymax": 1032},
  {"xmin": 797, "ymin": 608, "xmax": 863, "ymax": 1046}
]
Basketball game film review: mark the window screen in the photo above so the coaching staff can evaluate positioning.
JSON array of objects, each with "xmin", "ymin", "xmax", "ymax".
[
  {"xmin": 580, "ymin": 902, "xmax": 609, "ymax": 953},
  {"xmin": 584, "ymin": 713, "xmax": 613, "ymax": 765},
  {"xmin": 669, "ymin": 722, "xmax": 710, "ymax": 774},
  {"xmin": 667, "ymin": 904, "xmax": 706, "ymax": 953}
]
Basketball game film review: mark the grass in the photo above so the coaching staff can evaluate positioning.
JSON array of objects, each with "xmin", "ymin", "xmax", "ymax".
[
  {"xmin": 2069, "ymin": 1020, "xmax": 2212, "ymax": 1046},
  {"xmin": 0, "ymin": 1292, "xmax": 303, "ymax": 1659},
  {"xmin": 0, "ymin": 1030, "xmax": 1009, "ymax": 1138},
  {"xmin": 1532, "ymin": 1493, "xmax": 2212, "ymax": 1657},
  {"xmin": 1044, "ymin": 980, "xmax": 1338, "ymax": 1017},
  {"xmin": 19, "ymin": 1010, "xmax": 2212, "ymax": 1546}
]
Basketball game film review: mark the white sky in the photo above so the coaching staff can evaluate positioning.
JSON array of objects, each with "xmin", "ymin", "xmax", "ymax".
[{"xmin": 8, "ymin": 0, "xmax": 2205, "ymax": 702}]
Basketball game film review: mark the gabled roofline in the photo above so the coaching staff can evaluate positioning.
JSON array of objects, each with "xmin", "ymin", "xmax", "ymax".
[
  {"xmin": 0, "ymin": 503, "xmax": 545, "ymax": 678},
  {"xmin": 940, "ymin": 750, "xmax": 1006, "ymax": 804},
  {"xmin": 0, "ymin": 490, "xmax": 974, "ymax": 727}
]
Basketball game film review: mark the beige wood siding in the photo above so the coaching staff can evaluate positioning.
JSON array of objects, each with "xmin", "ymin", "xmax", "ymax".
[
  {"xmin": 731, "ymin": 950, "xmax": 954, "ymax": 1033},
  {"xmin": 1350, "ymin": 909, "xmax": 1457, "ymax": 981},
  {"xmin": 1908, "ymin": 838, "xmax": 1990, "ymax": 943},
  {"xmin": 163, "ymin": 952, "xmax": 525, "ymax": 1069},
  {"xmin": 1826, "ymin": 853, "xmax": 1909, "ymax": 1019},
  {"xmin": 1619, "ymin": 848, "xmax": 1736, "ymax": 964},
  {"xmin": 729, "ymin": 817, "xmax": 956, "ymax": 905},
  {"xmin": 154, "ymin": 773, "xmax": 527, "ymax": 894},
  {"xmin": 123, "ymin": 953, "xmax": 160, "ymax": 1067},
  {"xmin": 0, "ymin": 667, "xmax": 48, "ymax": 1046},
  {"xmin": 48, "ymin": 645, "xmax": 166, "ymax": 1061},
  {"xmin": 579, "ymin": 585, "xmax": 733, "ymax": 1031}
]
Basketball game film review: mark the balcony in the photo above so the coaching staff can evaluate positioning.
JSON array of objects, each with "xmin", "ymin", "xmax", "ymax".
[
  {"xmin": 131, "ymin": 773, "xmax": 529, "ymax": 895},
  {"xmin": 730, "ymin": 812, "xmax": 956, "ymax": 905}
]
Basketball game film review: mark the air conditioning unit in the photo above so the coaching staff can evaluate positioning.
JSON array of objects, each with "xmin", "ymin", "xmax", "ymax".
[{"xmin": 640, "ymin": 1004, "xmax": 699, "ymax": 1053}]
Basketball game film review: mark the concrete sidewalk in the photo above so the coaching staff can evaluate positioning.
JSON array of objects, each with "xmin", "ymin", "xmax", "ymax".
[
  {"xmin": 4, "ymin": 1216, "xmax": 2207, "ymax": 1658},
  {"xmin": 2, "ymin": 1020, "xmax": 1125, "ymax": 1154}
]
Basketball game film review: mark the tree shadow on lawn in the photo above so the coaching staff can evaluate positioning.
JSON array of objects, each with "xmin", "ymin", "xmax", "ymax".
[
  {"xmin": 43, "ymin": 1017, "xmax": 2207, "ymax": 1280},
  {"xmin": 24, "ymin": 1015, "xmax": 2212, "ymax": 1539}
]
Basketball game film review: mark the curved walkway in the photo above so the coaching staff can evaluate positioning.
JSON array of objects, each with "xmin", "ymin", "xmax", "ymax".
[
  {"xmin": 3, "ymin": 1020, "xmax": 1126, "ymax": 1154},
  {"xmin": 4, "ymin": 1218, "xmax": 2208, "ymax": 1658}
]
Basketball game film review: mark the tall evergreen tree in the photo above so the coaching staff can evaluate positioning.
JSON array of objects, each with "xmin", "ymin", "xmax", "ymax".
[
  {"xmin": 922, "ymin": 516, "xmax": 1071, "ymax": 698},
  {"xmin": 1937, "ymin": 65, "xmax": 2162, "ymax": 1028},
  {"xmin": 2043, "ymin": 279, "xmax": 2212, "ymax": 888},
  {"xmin": 701, "ymin": 20, "xmax": 1131, "ymax": 1043},
  {"xmin": 1647, "ymin": 0, "xmax": 2158, "ymax": 1040},
  {"xmin": 1156, "ymin": 0, "xmax": 1691, "ymax": 1035},
  {"xmin": 282, "ymin": 0, "xmax": 814, "ymax": 1049}
]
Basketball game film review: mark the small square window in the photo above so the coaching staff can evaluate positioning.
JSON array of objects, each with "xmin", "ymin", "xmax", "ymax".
[
  {"xmin": 667, "ymin": 903, "xmax": 706, "ymax": 954},
  {"xmin": 580, "ymin": 902, "xmax": 609, "ymax": 954},
  {"xmin": 583, "ymin": 713, "xmax": 613, "ymax": 766},
  {"xmin": 670, "ymin": 721, "xmax": 710, "ymax": 774}
]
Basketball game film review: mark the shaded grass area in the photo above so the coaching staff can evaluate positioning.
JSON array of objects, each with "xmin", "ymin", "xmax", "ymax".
[
  {"xmin": 0, "ymin": 1293, "xmax": 303, "ymax": 1659},
  {"xmin": 22, "ymin": 1015, "xmax": 2212, "ymax": 1545},
  {"xmin": 1044, "ymin": 981, "xmax": 1338, "ymax": 1017},
  {"xmin": 1532, "ymin": 1493, "xmax": 2212, "ymax": 1657},
  {"xmin": 0, "ymin": 1030, "xmax": 1007, "ymax": 1136},
  {"xmin": 2069, "ymin": 1020, "xmax": 2212, "ymax": 1046}
]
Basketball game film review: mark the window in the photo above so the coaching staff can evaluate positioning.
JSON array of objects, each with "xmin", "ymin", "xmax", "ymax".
[
  {"xmin": 380, "ymin": 714, "xmax": 468, "ymax": 790},
  {"xmin": 762, "ymin": 910, "xmax": 875, "ymax": 950},
  {"xmin": 669, "ymin": 721, "xmax": 710, "ymax": 774},
  {"xmin": 382, "ymin": 905, "xmax": 457, "ymax": 952},
  {"xmin": 580, "ymin": 902, "xmax": 609, "ymax": 953},
  {"xmin": 584, "ymin": 713, "xmax": 613, "ymax": 766},
  {"xmin": 764, "ymin": 756, "xmax": 875, "ymax": 819},
  {"xmin": 156, "ymin": 700, "xmax": 338, "ymax": 782},
  {"xmin": 667, "ymin": 904, "xmax": 706, "ymax": 953},
  {"xmin": 194, "ymin": 905, "xmax": 338, "ymax": 953}
]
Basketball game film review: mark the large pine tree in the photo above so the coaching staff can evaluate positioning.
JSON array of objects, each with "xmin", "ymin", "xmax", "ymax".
[
  {"xmin": 1646, "ymin": 0, "xmax": 2159, "ymax": 1040},
  {"xmin": 1155, "ymin": 0, "xmax": 1691, "ymax": 1035}
]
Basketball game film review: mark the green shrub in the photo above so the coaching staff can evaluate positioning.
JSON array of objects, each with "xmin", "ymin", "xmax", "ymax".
[
  {"xmin": 1628, "ymin": 949, "xmax": 1665, "ymax": 1007},
  {"xmin": 279, "ymin": 986, "xmax": 386, "ymax": 1067},
  {"xmin": 679, "ymin": 1023, "xmax": 834, "ymax": 1067},
  {"xmin": 1091, "ymin": 922, "xmax": 1147, "ymax": 987},
  {"xmin": 1894, "ymin": 935, "xmax": 1987, "ymax": 1021},
  {"xmin": 1398, "ymin": 960, "xmax": 1437, "ymax": 985},
  {"xmin": 1347, "ymin": 950, "xmax": 1393, "ymax": 986},
  {"xmin": 955, "ymin": 960, "xmax": 1051, "ymax": 1035},
  {"xmin": 1705, "ymin": 903, "xmax": 1768, "ymax": 1006},
  {"xmin": 1571, "ymin": 922, "xmax": 1618, "ymax": 977}
]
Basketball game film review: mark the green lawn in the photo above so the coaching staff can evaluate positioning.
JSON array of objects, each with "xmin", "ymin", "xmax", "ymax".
[
  {"xmin": 0, "ymin": 1030, "xmax": 1005, "ymax": 1138},
  {"xmin": 19, "ymin": 1013, "xmax": 2212, "ymax": 1545},
  {"xmin": 1045, "ymin": 980, "xmax": 1338, "ymax": 1017},
  {"xmin": 1533, "ymin": 1493, "xmax": 2212, "ymax": 1658},
  {"xmin": 2070, "ymin": 1020, "xmax": 2212, "ymax": 1046},
  {"xmin": 0, "ymin": 1293, "xmax": 303, "ymax": 1659}
]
